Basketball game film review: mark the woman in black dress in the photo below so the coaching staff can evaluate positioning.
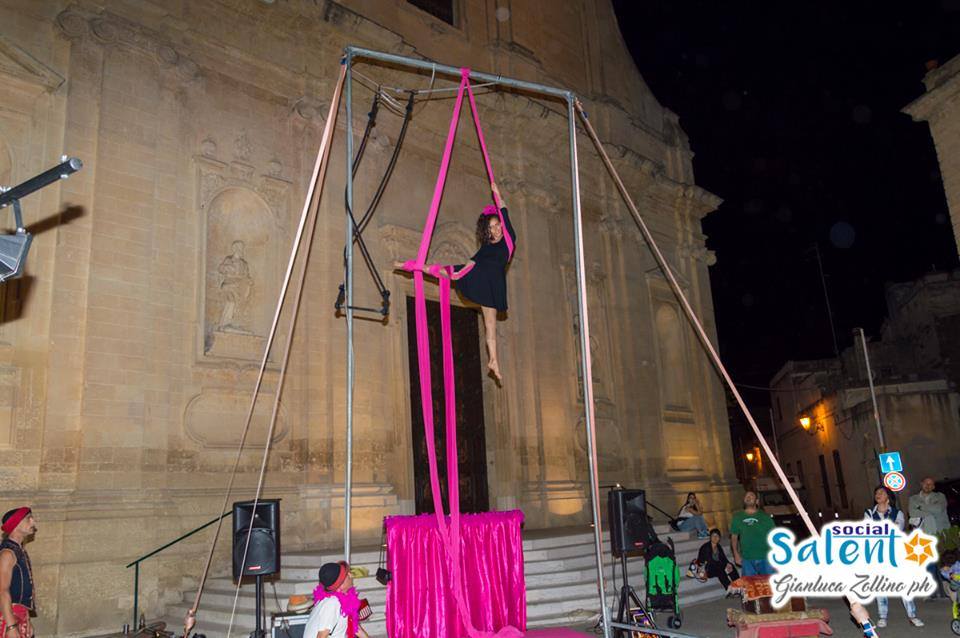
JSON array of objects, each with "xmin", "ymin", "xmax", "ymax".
[{"xmin": 397, "ymin": 183, "xmax": 516, "ymax": 381}]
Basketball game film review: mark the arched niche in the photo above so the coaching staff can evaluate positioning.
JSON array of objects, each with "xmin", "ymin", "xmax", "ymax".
[{"xmin": 203, "ymin": 187, "xmax": 277, "ymax": 358}]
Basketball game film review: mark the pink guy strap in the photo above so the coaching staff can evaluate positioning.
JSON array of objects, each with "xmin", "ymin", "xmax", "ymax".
[{"xmin": 403, "ymin": 68, "xmax": 521, "ymax": 638}]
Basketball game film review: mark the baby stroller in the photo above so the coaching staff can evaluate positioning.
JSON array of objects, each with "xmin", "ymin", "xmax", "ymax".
[
  {"xmin": 947, "ymin": 575, "xmax": 960, "ymax": 635},
  {"xmin": 645, "ymin": 538, "xmax": 682, "ymax": 629}
]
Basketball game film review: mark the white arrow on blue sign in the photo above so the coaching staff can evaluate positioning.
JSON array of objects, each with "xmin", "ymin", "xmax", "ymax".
[{"xmin": 879, "ymin": 452, "xmax": 902, "ymax": 474}]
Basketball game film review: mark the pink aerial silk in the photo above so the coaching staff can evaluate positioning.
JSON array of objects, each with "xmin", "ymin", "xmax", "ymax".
[
  {"xmin": 385, "ymin": 511, "xmax": 526, "ymax": 638},
  {"xmin": 392, "ymin": 68, "xmax": 523, "ymax": 638}
]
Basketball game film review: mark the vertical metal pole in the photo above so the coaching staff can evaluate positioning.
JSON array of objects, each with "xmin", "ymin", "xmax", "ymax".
[
  {"xmin": 858, "ymin": 327, "xmax": 885, "ymax": 451},
  {"xmin": 344, "ymin": 54, "xmax": 354, "ymax": 562},
  {"xmin": 133, "ymin": 563, "xmax": 139, "ymax": 628},
  {"xmin": 567, "ymin": 95, "xmax": 610, "ymax": 638}
]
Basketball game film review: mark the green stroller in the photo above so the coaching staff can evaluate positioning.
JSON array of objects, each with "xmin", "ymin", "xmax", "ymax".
[{"xmin": 645, "ymin": 538, "xmax": 682, "ymax": 629}]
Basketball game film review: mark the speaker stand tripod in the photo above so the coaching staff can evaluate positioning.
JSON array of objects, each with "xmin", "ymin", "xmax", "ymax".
[
  {"xmin": 250, "ymin": 574, "xmax": 265, "ymax": 638},
  {"xmin": 614, "ymin": 552, "xmax": 654, "ymax": 638}
]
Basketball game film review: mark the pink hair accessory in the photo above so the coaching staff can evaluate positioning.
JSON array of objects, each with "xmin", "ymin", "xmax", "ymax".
[{"xmin": 481, "ymin": 204, "xmax": 499, "ymax": 216}]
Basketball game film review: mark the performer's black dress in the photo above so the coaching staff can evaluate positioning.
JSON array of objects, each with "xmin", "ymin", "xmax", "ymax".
[{"xmin": 456, "ymin": 207, "xmax": 516, "ymax": 312}]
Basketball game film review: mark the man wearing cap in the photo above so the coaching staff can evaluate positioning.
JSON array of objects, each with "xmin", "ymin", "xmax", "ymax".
[
  {"xmin": 302, "ymin": 561, "xmax": 368, "ymax": 638},
  {"xmin": 1, "ymin": 507, "xmax": 36, "ymax": 638}
]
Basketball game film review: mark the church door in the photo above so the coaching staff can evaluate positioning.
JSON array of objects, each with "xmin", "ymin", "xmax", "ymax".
[{"xmin": 406, "ymin": 296, "xmax": 489, "ymax": 514}]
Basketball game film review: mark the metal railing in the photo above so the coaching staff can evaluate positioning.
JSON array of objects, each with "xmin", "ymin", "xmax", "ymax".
[{"xmin": 125, "ymin": 512, "xmax": 232, "ymax": 627}]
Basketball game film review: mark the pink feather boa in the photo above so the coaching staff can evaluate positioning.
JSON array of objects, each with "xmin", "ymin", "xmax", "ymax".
[{"xmin": 312, "ymin": 585, "xmax": 360, "ymax": 638}]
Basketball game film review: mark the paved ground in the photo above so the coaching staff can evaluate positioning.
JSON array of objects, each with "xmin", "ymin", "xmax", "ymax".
[{"xmin": 571, "ymin": 596, "xmax": 958, "ymax": 637}]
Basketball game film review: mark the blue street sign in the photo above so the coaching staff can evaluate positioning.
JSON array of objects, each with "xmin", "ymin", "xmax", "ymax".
[{"xmin": 879, "ymin": 452, "xmax": 903, "ymax": 474}]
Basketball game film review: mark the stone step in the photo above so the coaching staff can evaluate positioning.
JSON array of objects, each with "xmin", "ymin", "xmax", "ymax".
[{"xmin": 164, "ymin": 525, "xmax": 726, "ymax": 638}]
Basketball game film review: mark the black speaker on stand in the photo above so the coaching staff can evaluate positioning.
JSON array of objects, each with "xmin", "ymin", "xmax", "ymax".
[
  {"xmin": 232, "ymin": 499, "xmax": 281, "ymax": 638},
  {"xmin": 607, "ymin": 487, "xmax": 657, "ymax": 638}
]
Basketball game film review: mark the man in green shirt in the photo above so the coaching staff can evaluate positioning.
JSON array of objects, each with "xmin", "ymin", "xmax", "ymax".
[{"xmin": 730, "ymin": 490, "xmax": 776, "ymax": 576}]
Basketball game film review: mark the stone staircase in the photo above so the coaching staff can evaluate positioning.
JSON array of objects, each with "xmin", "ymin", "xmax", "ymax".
[{"xmin": 166, "ymin": 523, "xmax": 726, "ymax": 637}]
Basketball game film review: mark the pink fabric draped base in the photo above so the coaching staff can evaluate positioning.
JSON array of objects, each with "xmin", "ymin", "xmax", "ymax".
[
  {"xmin": 385, "ymin": 512, "xmax": 526, "ymax": 638},
  {"xmin": 389, "ymin": 68, "xmax": 524, "ymax": 638}
]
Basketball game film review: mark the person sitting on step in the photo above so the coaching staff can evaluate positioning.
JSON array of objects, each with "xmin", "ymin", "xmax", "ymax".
[{"xmin": 675, "ymin": 492, "xmax": 710, "ymax": 539}]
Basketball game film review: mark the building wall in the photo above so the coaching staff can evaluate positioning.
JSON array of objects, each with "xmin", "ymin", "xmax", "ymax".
[
  {"xmin": 776, "ymin": 381, "xmax": 960, "ymax": 520},
  {"xmin": 904, "ymin": 54, "xmax": 960, "ymax": 257},
  {"xmin": 0, "ymin": 1, "xmax": 738, "ymax": 635}
]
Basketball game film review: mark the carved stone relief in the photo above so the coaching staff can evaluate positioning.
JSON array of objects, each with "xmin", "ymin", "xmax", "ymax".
[
  {"xmin": 197, "ymin": 137, "xmax": 292, "ymax": 362},
  {"xmin": 183, "ymin": 388, "xmax": 287, "ymax": 448}
]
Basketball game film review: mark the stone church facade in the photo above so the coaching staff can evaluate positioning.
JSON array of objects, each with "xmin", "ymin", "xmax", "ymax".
[
  {"xmin": 905, "ymin": 53, "xmax": 960, "ymax": 257},
  {"xmin": 0, "ymin": 1, "xmax": 738, "ymax": 634}
]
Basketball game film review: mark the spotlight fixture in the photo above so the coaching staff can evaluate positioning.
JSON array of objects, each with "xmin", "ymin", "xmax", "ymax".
[{"xmin": 0, "ymin": 156, "xmax": 82, "ymax": 282}]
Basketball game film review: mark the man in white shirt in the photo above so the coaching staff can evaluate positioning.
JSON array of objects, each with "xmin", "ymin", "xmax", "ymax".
[
  {"xmin": 908, "ymin": 477, "xmax": 950, "ymax": 535},
  {"xmin": 302, "ymin": 562, "xmax": 369, "ymax": 638},
  {"xmin": 908, "ymin": 477, "xmax": 951, "ymax": 599}
]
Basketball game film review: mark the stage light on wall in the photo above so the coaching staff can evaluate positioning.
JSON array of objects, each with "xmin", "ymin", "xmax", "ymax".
[
  {"xmin": 799, "ymin": 416, "xmax": 812, "ymax": 431},
  {"xmin": 745, "ymin": 451, "xmax": 755, "ymax": 462}
]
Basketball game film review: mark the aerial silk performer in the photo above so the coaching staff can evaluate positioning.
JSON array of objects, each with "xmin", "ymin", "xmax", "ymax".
[{"xmin": 390, "ymin": 67, "xmax": 524, "ymax": 638}]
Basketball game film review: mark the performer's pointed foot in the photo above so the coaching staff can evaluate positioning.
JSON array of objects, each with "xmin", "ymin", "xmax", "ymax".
[{"xmin": 488, "ymin": 359, "xmax": 502, "ymax": 383}]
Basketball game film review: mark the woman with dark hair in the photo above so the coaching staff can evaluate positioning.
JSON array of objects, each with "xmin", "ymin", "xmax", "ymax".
[
  {"xmin": 865, "ymin": 485, "xmax": 924, "ymax": 628},
  {"xmin": 696, "ymin": 528, "xmax": 739, "ymax": 591},
  {"xmin": 676, "ymin": 492, "xmax": 709, "ymax": 539},
  {"xmin": 397, "ymin": 183, "xmax": 516, "ymax": 382}
]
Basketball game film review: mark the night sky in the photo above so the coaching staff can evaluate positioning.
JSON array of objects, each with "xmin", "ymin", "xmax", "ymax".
[{"xmin": 612, "ymin": 1, "xmax": 960, "ymax": 403}]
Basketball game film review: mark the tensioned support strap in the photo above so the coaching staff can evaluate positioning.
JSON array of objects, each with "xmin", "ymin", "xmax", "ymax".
[{"xmin": 406, "ymin": 68, "xmax": 521, "ymax": 638}]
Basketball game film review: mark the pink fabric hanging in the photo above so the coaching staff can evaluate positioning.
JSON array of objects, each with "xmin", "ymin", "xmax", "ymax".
[{"xmin": 389, "ymin": 68, "xmax": 524, "ymax": 638}]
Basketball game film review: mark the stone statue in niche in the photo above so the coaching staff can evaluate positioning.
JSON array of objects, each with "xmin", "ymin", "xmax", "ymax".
[
  {"xmin": 216, "ymin": 240, "xmax": 254, "ymax": 333},
  {"xmin": 202, "ymin": 187, "xmax": 274, "ymax": 360}
]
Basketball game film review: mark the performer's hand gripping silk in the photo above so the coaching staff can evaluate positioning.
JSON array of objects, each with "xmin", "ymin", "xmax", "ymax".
[{"xmin": 396, "ymin": 182, "xmax": 516, "ymax": 382}]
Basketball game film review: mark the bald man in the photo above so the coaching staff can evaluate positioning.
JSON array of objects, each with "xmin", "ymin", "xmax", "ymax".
[{"xmin": 909, "ymin": 478, "xmax": 950, "ymax": 598}]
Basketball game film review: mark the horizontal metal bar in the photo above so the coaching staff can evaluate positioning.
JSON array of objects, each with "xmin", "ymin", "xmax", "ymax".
[
  {"xmin": 343, "ymin": 305, "xmax": 384, "ymax": 314},
  {"xmin": 0, "ymin": 158, "xmax": 83, "ymax": 209},
  {"xmin": 344, "ymin": 46, "xmax": 572, "ymax": 101}
]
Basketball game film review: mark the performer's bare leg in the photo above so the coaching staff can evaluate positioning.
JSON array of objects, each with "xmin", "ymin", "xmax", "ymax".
[{"xmin": 481, "ymin": 305, "xmax": 501, "ymax": 382}]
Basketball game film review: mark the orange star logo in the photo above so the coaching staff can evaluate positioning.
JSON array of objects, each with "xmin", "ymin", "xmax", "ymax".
[{"xmin": 903, "ymin": 532, "xmax": 935, "ymax": 566}]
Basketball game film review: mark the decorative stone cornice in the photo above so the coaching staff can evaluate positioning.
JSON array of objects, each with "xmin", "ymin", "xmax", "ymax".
[
  {"xmin": 903, "ymin": 60, "xmax": 960, "ymax": 123},
  {"xmin": 55, "ymin": 8, "xmax": 201, "ymax": 83},
  {"xmin": 0, "ymin": 35, "xmax": 65, "ymax": 92}
]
